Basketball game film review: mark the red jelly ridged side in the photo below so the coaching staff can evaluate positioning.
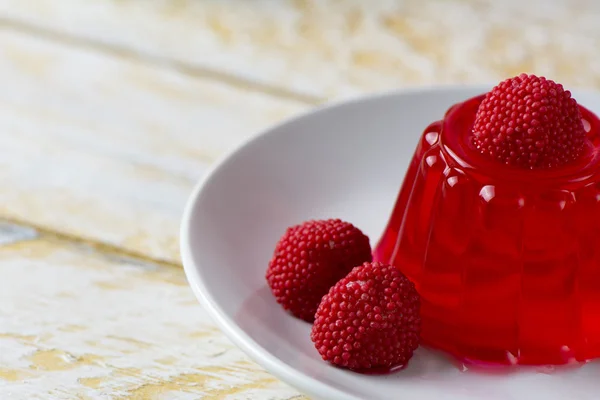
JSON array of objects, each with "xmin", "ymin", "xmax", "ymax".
[{"xmin": 374, "ymin": 95, "xmax": 600, "ymax": 366}]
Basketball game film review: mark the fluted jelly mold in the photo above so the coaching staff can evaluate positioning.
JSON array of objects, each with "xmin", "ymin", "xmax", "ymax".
[{"xmin": 374, "ymin": 94, "xmax": 600, "ymax": 366}]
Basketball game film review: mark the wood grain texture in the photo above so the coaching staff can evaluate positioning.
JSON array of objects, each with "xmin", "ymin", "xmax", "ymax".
[
  {"xmin": 0, "ymin": 28, "xmax": 306, "ymax": 263},
  {"xmin": 0, "ymin": 223, "xmax": 306, "ymax": 399},
  {"xmin": 0, "ymin": 0, "xmax": 599, "ymax": 100}
]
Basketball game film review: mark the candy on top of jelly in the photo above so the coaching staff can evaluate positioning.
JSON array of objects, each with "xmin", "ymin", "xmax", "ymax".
[{"xmin": 472, "ymin": 73, "xmax": 586, "ymax": 169}]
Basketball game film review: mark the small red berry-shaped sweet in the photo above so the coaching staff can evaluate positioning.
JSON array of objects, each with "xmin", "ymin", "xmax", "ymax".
[
  {"xmin": 266, "ymin": 219, "xmax": 372, "ymax": 322},
  {"xmin": 473, "ymin": 73, "xmax": 586, "ymax": 169},
  {"xmin": 311, "ymin": 262, "xmax": 421, "ymax": 371}
]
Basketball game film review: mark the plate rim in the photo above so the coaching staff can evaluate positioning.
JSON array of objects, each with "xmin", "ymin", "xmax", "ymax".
[{"xmin": 179, "ymin": 84, "xmax": 600, "ymax": 399}]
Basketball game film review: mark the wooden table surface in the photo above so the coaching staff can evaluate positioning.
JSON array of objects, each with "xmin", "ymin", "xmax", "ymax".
[{"xmin": 2, "ymin": 1, "xmax": 600, "ymax": 398}]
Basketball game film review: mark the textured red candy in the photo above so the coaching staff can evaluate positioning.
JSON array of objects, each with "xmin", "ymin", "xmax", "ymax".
[
  {"xmin": 473, "ymin": 73, "xmax": 586, "ymax": 169},
  {"xmin": 266, "ymin": 219, "xmax": 372, "ymax": 322},
  {"xmin": 311, "ymin": 262, "xmax": 421, "ymax": 371}
]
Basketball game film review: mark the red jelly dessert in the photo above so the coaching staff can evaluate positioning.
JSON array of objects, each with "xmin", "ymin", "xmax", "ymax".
[{"xmin": 374, "ymin": 75, "xmax": 600, "ymax": 366}]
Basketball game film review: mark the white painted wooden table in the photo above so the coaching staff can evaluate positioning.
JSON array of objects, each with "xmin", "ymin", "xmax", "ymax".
[{"xmin": 1, "ymin": 1, "xmax": 600, "ymax": 398}]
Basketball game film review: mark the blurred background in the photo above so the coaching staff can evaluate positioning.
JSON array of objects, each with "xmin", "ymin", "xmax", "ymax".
[{"xmin": 3, "ymin": 0, "xmax": 599, "ymax": 263}]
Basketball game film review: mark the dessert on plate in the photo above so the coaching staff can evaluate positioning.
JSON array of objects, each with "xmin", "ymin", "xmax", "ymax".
[
  {"xmin": 374, "ymin": 74, "xmax": 600, "ymax": 366},
  {"xmin": 266, "ymin": 73, "xmax": 600, "ymax": 373},
  {"xmin": 266, "ymin": 220, "xmax": 421, "ymax": 371}
]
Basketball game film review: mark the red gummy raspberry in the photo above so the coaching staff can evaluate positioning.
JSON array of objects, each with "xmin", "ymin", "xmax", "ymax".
[
  {"xmin": 266, "ymin": 219, "xmax": 372, "ymax": 322},
  {"xmin": 473, "ymin": 73, "xmax": 586, "ymax": 169},
  {"xmin": 311, "ymin": 262, "xmax": 421, "ymax": 371}
]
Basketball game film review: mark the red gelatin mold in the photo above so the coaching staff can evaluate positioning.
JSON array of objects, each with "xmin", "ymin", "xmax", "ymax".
[{"xmin": 373, "ymin": 94, "xmax": 600, "ymax": 366}]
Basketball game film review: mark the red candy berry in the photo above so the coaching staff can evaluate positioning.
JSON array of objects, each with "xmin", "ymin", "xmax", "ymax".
[
  {"xmin": 266, "ymin": 219, "xmax": 372, "ymax": 322},
  {"xmin": 473, "ymin": 73, "xmax": 586, "ymax": 169},
  {"xmin": 311, "ymin": 262, "xmax": 421, "ymax": 371}
]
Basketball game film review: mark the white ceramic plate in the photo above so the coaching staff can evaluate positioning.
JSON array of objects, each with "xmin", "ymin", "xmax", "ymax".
[{"xmin": 180, "ymin": 86, "xmax": 600, "ymax": 400}]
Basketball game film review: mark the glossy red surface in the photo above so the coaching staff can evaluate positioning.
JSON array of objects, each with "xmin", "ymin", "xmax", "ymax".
[{"xmin": 374, "ymin": 94, "xmax": 600, "ymax": 366}]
